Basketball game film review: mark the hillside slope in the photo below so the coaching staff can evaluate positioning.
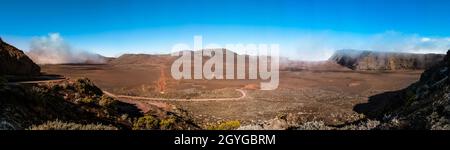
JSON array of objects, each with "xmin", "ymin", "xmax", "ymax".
[{"xmin": 0, "ymin": 38, "xmax": 40, "ymax": 75}]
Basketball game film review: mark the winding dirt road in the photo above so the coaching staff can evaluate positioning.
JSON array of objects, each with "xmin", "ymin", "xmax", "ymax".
[
  {"xmin": 103, "ymin": 89, "xmax": 247, "ymax": 113},
  {"xmin": 100, "ymin": 66, "xmax": 247, "ymax": 112},
  {"xmin": 103, "ymin": 89, "xmax": 247, "ymax": 102}
]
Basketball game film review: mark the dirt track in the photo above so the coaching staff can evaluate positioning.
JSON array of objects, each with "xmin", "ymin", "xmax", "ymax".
[
  {"xmin": 102, "ymin": 89, "xmax": 247, "ymax": 113},
  {"xmin": 103, "ymin": 89, "xmax": 247, "ymax": 102}
]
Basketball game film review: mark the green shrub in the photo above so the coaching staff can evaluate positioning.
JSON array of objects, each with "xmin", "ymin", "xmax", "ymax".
[
  {"xmin": 207, "ymin": 120, "xmax": 241, "ymax": 130},
  {"xmin": 99, "ymin": 95, "xmax": 115, "ymax": 107},
  {"xmin": 133, "ymin": 115, "xmax": 159, "ymax": 130},
  {"xmin": 75, "ymin": 78, "xmax": 103, "ymax": 96},
  {"xmin": 78, "ymin": 97, "xmax": 97, "ymax": 105},
  {"xmin": 159, "ymin": 118, "xmax": 176, "ymax": 129}
]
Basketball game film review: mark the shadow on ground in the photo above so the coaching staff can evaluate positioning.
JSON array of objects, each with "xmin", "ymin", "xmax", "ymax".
[{"xmin": 353, "ymin": 90, "xmax": 405, "ymax": 119}]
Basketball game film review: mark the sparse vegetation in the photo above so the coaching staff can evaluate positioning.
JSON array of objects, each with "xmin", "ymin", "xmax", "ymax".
[
  {"xmin": 133, "ymin": 115, "xmax": 159, "ymax": 130},
  {"xmin": 29, "ymin": 120, "xmax": 117, "ymax": 130},
  {"xmin": 295, "ymin": 119, "xmax": 380, "ymax": 130},
  {"xmin": 75, "ymin": 78, "xmax": 103, "ymax": 96},
  {"xmin": 99, "ymin": 95, "xmax": 115, "ymax": 107},
  {"xmin": 207, "ymin": 120, "xmax": 241, "ymax": 130},
  {"xmin": 339, "ymin": 119, "xmax": 380, "ymax": 130},
  {"xmin": 296, "ymin": 121, "xmax": 333, "ymax": 130},
  {"xmin": 159, "ymin": 117, "xmax": 176, "ymax": 129},
  {"xmin": 77, "ymin": 97, "xmax": 97, "ymax": 105}
]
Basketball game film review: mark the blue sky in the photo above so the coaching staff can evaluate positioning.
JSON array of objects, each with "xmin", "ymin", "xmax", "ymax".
[{"xmin": 1, "ymin": 0, "xmax": 450, "ymax": 60}]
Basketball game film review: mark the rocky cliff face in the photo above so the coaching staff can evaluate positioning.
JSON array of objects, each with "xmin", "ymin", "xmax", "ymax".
[
  {"xmin": 0, "ymin": 38, "xmax": 41, "ymax": 75},
  {"xmin": 329, "ymin": 49, "xmax": 445, "ymax": 70}
]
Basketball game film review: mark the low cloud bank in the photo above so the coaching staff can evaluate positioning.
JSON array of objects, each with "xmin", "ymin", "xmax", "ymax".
[
  {"xmin": 294, "ymin": 31, "xmax": 450, "ymax": 61},
  {"xmin": 27, "ymin": 33, "xmax": 105, "ymax": 64}
]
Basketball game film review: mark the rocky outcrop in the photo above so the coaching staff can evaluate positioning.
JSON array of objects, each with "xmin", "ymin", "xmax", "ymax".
[
  {"xmin": 355, "ymin": 50, "xmax": 450, "ymax": 130},
  {"xmin": 0, "ymin": 38, "xmax": 40, "ymax": 75},
  {"xmin": 329, "ymin": 49, "xmax": 445, "ymax": 70}
]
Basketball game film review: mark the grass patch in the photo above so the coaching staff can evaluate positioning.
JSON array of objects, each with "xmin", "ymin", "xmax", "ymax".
[
  {"xmin": 133, "ymin": 115, "xmax": 159, "ymax": 130},
  {"xmin": 77, "ymin": 97, "xmax": 97, "ymax": 105},
  {"xmin": 207, "ymin": 120, "xmax": 241, "ymax": 130},
  {"xmin": 29, "ymin": 120, "xmax": 117, "ymax": 130},
  {"xmin": 159, "ymin": 118, "xmax": 176, "ymax": 129}
]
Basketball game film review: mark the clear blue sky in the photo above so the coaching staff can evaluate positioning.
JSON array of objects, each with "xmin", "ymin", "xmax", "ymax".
[{"xmin": 1, "ymin": 0, "xmax": 450, "ymax": 60}]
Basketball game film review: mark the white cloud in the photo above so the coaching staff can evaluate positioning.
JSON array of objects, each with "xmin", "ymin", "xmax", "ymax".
[
  {"xmin": 27, "ymin": 33, "xmax": 105, "ymax": 64},
  {"xmin": 421, "ymin": 37, "xmax": 431, "ymax": 42}
]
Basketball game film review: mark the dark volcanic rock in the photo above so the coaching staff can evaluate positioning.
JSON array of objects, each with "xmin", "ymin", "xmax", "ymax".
[
  {"xmin": 0, "ymin": 38, "xmax": 40, "ymax": 75},
  {"xmin": 355, "ymin": 50, "xmax": 450, "ymax": 130},
  {"xmin": 329, "ymin": 49, "xmax": 445, "ymax": 70}
]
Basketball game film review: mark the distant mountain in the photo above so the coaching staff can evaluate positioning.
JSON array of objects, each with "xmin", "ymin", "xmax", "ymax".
[
  {"xmin": 110, "ymin": 49, "xmax": 241, "ymax": 66},
  {"xmin": 170, "ymin": 48, "xmax": 239, "ymax": 56},
  {"xmin": 109, "ymin": 53, "xmax": 175, "ymax": 66},
  {"xmin": 0, "ymin": 37, "xmax": 40, "ymax": 75},
  {"xmin": 329, "ymin": 49, "xmax": 445, "ymax": 70}
]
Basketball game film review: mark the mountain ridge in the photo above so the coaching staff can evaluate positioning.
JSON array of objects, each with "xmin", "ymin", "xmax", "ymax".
[{"xmin": 329, "ymin": 49, "xmax": 445, "ymax": 70}]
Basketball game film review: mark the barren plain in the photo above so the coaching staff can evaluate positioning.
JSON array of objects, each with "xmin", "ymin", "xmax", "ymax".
[{"xmin": 41, "ymin": 59, "xmax": 422, "ymax": 126}]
